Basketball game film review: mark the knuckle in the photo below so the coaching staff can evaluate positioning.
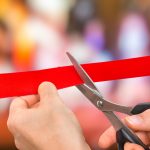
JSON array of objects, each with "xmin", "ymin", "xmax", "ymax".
[
  {"xmin": 10, "ymin": 98, "xmax": 20, "ymax": 109},
  {"xmin": 7, "ymin": 117, "xmax": 15, "ymax": 131},
  {"xmin": 7, "ymin": 112, "xmax": 24, "ymax": 131}
]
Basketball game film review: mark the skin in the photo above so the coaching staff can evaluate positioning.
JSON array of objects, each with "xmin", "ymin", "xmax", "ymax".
[
  {"xmin": 7, "ymin": 81, "xmax": 150, "ymax": 150},
  {"xmin": 7, "ymin": 82, "xmax": 91, "ymax": 150},
  {"xmin": 99, "ymin": 110, "xmax": 150, "ymax": 150}
]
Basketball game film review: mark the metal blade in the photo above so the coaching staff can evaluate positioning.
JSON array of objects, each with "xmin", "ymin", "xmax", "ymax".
[
  {"xmin": 67, "ymin": 52, "xmax": 132, "ymax": 115},
  {"xmin": 76, "ymin": 84, "xmax": 133, "ymax": 115},
  {"xmin": 66, "ymin": 52, "xmax": 99, "ymax": 92},
  {"xmin": 76, "ymin": 84, "xmax": 131, "ymax": 131},
  {"xmin": 76, "ymin": 84, "xmax": 132, "ymax": 131},
  {"xmin": 66, "ymin": 52, "xmax": 133, "ymax": 131},
  {"xmin": 103, "ymin": 111, "xmax": 126, "ymax": 131}
]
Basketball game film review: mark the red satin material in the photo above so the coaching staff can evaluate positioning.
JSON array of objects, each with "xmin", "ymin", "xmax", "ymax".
[{"xmin": 0, "ymin": 56, "xmax": 149, "ymax": 98}]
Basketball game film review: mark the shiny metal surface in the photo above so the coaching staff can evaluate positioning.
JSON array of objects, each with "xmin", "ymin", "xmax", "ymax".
[
  {"xmin": 67, "ymin": 52, "xmax": 132, "ymax": 131},
  {"xmin": 67, "ymin": 52, "xmax": 148, "ymax": 149},
  {"xmin": 103, "ymin": 111, "xmax": 125, "ymax": 131},
  {"xmin": 76, "ymin": 84, "xmax": 132, "ymax": 115},
  {"xmin": 67, "ymin": 52, "xmax": 99, "ymax": 91}
]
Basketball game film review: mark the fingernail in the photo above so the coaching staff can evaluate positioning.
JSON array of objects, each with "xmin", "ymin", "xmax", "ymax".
[{"xmin": 126, "ymin": 116, "xmax": 143, "ymax": 125}]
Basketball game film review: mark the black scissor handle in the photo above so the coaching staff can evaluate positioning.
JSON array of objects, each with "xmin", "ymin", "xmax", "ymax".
[
  {"xmin": 116, "ymin": 127, "xmax": 150, "ymax": 150},
  {"xmin": 131, "ymin": 102, "xmax": 150, "ymax": 115}
]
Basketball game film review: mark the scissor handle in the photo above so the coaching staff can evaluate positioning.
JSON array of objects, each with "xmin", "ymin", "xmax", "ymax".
[
  {"xmin": 116, "ymin": 127, "xmax": 150, "ymax": 150},
  {"xmin": 131, "ymin": 102, "xmax": 150, "ymax": 115}
]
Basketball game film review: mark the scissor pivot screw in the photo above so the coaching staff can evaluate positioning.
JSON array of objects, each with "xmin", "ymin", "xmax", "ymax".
[{"xmin": 97, "ymin": 100, "xmax": 103, "ymax": 107}]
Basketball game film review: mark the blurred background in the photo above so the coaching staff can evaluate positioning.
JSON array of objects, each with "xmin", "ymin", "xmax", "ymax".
[{"xmin": 0, "ymin": 0, "xmax": 149, "ymax": 149}]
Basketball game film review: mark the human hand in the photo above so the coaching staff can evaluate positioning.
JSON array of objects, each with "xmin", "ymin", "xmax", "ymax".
[
  {"xmin": 99, "ymin": 110, "xmax": 150, "ymax": 150},
  {"xmin": 7, "ymin": 82, "xmax": 90, "ymax": 150}
]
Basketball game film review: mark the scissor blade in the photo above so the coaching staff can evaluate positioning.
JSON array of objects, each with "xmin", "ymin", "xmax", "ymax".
[
  {"xmin": 76, "ymin": 84, "xmax": 133, "ymax": 115},
  {"xmin": 76, "ymin": 84, "xmax": 131, "ymax": 131},
  {"xmin": 76, "ymin": 84, "xmax": 103, "ymax": 109},
  {"xmin": 66, "ymin": 52, "xmax": 99, "ymax": 92},
  {"xmin": 67, "ymin": 52, "xmax": 132, "ymax": 115}
]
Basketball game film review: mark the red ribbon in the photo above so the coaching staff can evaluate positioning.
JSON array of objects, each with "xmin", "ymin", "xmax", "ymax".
[{"xmin": 0, "ymin": 56, "xmax": 149, "ymax": 98}]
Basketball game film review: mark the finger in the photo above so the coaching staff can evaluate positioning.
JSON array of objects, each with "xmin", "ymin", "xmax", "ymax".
[
  {"xmin": 124, "ymin": 142, "xmax": 144, "ymax": 150},
  {"xmin": 38, "ymin": 82, "xmax": 59, "ymax": 105},
  {"xmin": 20, "ymin": 95, "xmax": 39, "ymax": 107},
  {"xmin": 135, "ymin": 131, "xmax": 150, "ymax": 145},
  {"xmin": 125, "ymin": 109, "xmax": 150, "ymax": 131},
  {"xmin": 9, "ymin": 97, "xmax": 28, "ymax": 113},
  {"xmin": 98, "ymin": 126, "xmax": 116, "ymax": 149},
  {"xmin": 14, "ymin": 139, "xmax": 20, "ymax": 150}
]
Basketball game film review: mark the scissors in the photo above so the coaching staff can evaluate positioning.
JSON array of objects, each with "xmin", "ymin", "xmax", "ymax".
[{"xmin": 67, "ymin": 52, "xmax": 150, "ymax": 150}]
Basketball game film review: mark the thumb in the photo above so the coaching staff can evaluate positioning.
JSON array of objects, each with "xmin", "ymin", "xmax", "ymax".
[
  {"xmin": 38, "ymin": 82, "xmax": 59, "ymax": 105},
  {"xmin": 124, "ymin": 143, "xmax": 144, "ymax": 150},
  {"xmin": 125, "ymin": 109, "xmax": 150, "ymax": 131}
]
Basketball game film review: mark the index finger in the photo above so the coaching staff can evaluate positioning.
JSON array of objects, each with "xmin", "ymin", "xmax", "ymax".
[
  {"xmin": 98, "ymin": 126, "xmax": 116, "ymax": 149},
  {"xmin": 10, "ymin": 95, "xmax": 39, "ymax": 113},
  {"xmin": 20, "ymin": 95, "xmax": 39, "ymax": 107}
]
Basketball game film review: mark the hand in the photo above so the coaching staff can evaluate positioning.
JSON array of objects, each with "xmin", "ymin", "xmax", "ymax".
[
  {"xmin": 98, "ymin": 110, "xmax": 150, "ymax": 150},
  {"xmin": 7, "ymin": 82, "xmax": 91, "ymax": 150}
]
